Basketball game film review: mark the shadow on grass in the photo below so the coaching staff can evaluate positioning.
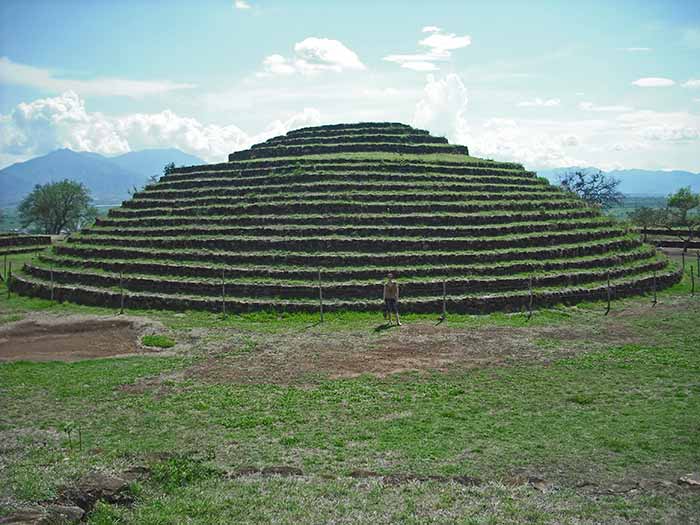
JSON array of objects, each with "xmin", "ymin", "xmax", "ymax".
[{"xmin": 373, "ymin": 323, "xmax": 396, "ymax": 333}]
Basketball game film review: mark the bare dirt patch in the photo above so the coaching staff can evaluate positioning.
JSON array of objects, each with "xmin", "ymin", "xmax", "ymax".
[
  {"xmin": 0, "ymin": 314, "xmax": 167, "ymax": 362},
  {"xmin": 184, "ymin": 322, "xmax": 575, "ymax": 386},
  {"xmin": 182, "ymin": 296, "xmax": 699, "ymax": 387}
]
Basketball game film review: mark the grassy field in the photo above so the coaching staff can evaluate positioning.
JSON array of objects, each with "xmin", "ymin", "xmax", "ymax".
[
  {"xmin": 605, "ymin": 196, "xmax": 667, "ymax": 220},
  {"xmin": 1, "ymin": 250, "xmax": 699, "ymax": 523}
]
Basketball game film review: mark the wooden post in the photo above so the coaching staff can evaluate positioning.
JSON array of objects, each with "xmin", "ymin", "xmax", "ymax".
[
  {"xmin": 652, "ymin": 270, "xmax": 657, "ymax": 306},
  {"xmin": 527, "ymin": 276, "xmax": 533, "ymax": 320},
  {"xmin": 50, "ymin": 267, "xmax": 54, "ymax": 302},
  {"xmin": 682, "ymin": 251, "xmax": 686, "ymax": 271},
  {"xmin": 605, "ymin": 271, "xmax": 611, "ymax": 315},
  {"xmin": 441, "ymin": 279, "xmax": 447, "ymax": 320},
  {"xmin": 6, "ymin": 262, "xmax": 11, "ymax": 299},
  {"xmin": 221, "ymin": 268, "xmax": 226, "ymax": 319},
  {"xmin": 119, "ymin": 271, "xmax": 124, "ymax": 314},
  {"xmin": 3, "ymin": 254, "xmax": 6, "ymax": 280},
  {"xmin": 692, "ymin": 269, "xmax": 696, "ymax": 296},
  {"xmin": 318, "ymin": 268, "xmax": 324, "ymax": 322}
]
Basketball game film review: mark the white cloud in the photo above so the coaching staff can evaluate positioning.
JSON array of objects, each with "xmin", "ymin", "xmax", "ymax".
[
  {"xmin": 621, "ymin": 47, "xmax": 651, "ymax": 52},
  {"xmin": 234, "ymin": 0, "xmax": 251, "ymax": 8},
  {"xmin": 383, "ymin": 28, "xmax": 470, "ymax": 71},
  {"xmin": 412, "ymin": 73, "xmax": 468, "ymax": 139},
  {"xmin": 383, "ymin": 52, "xmax": 446, "ymax": 70},
  {"xmin": 411, "ymin": 74, "xmax": 586, "ymax": 168},
  {"xmin": 694, "ymin": 98, "xmax": 700, "ymax": 103},
  {"xmin": 259, "ymin": 37, "xmax": 365, "ymax": 76},
  {"xmin": 561, "ymin": 135, "xmax": 579, "ymax": 147},
  {"xmin": 466, "ymin": 118, "xmax": 586, "ymax": 168},
  {"xmin": 419, "ymin": 32, "xmax": 472, "ymax": 52},
  {"xmin": 361, "ymin": 87, "xmax": 401, "ymax": 98},
  {"xmin": 396, "ymin": 60, "xmax": 439, "ymax": 72},
  {"xmin": 578, "ymin": 101, "xmax": 632, "ymax": 112},
  {"xmin": 0, "ymin": 56, "xmax": 195, "ymax": 98},
  {"xmin": 617, "ymin": 109, "xmax": 700, "ymax": 142},
  {"xmin": 631, "ymin": 77, "xmax": 675, "ymax": 87},
  {"xmin": 682, "ymin": 79, "xmax": 700, "ymax": 88},
  {"xmin": 410, "ymin": 73, "xmax": 700, "ymax": 170},
  {"xmin": 0, "ymin": 91, "xmax": 322, "ymax": 166},
  {"xmin": 261, "ymin": 54, "xmax": 296, "ymax": 75},
  {"xmin": 517, "ymin": 98, "xmax": 560, "ymax": 108}
]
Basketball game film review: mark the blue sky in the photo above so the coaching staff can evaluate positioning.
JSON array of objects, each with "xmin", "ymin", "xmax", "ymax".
[{"xmin": 1, "ymin": 0, "xmax": 699, "ymax": 171}]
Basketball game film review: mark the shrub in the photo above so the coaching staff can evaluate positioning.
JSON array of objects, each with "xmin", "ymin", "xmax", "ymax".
[{"xmin": 141, "ymin": 334, "xmax": 176, "ymax": 348}]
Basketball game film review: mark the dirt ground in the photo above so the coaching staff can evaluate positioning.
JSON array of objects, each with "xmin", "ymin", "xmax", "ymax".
[
  {"xmin": 0, "ymin": 295, "xmax": 693, "ymax": 381},
  {"xmin": 183, "ymin": 302, "xmax": 676, "ymax": 387},
  {"xmin": 0, "ymin": 314, "xmax": 166, "ymax": 362}
]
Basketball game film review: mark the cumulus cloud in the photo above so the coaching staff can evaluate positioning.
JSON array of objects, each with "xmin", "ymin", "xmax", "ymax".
[
  {"xmin": 682, "ymin": 79, "xmax": 700, "ymax": 88},
  {"xmin": 410, "ymin": 73, "xmax": 699, "ymax": 170},
  {"xmin": 631, "ymin": 77, "xmax": 675, "ymax": 87},
  {"xmin": 234, "ymin": 0, "xmax": 251, "ymax": 8},
  {"xmin": 0, "ymin": 56, "xmax": 195, "ymax": 98},
  {"xmin": 384, "ymin": 27, "xmax": 470, "ymax": 71},
  {"xmin": 517, "ymin": 98, "xmax": 560, "ymax": 108},
  {"xmin": 469, "ymin": 118, "xmax": 586, "ymax": 168},
  {"xmin": 411, "ymin": 74, "xmax": 586, "ymax": 168},
  {"xmin": 0, "ymin": 91, "xmax": 321, "ymax": 166},
  {"xmin": 259, "ymin": 37, "xmax": 365, "ymax": 76},
  {"xmin": 412, "ymin": 74, "xmax": 468, "ymax": 139},
  {"xmin": 578, "ymin": 101, "xmax": 632, "ymax": 112}
]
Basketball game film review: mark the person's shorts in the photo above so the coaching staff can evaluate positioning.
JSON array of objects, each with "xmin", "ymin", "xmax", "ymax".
[{"xmin": 384, "ymin": 298, "xmax": 399, "ymax": 313}]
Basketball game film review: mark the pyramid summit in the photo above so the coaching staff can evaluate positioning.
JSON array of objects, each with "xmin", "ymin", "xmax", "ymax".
[{"xmin": 11, "ymin": 122, "xmax": 680, "ymax": 313}]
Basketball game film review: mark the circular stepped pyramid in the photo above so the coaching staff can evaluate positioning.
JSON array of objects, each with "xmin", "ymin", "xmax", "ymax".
[{"xmin": 11, "ymin": 122, "xmax": 681, "ymax": 314}]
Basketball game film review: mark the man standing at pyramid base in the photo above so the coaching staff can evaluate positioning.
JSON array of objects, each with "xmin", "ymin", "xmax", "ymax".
[{"xmin": 383, "ymin": 273, "xmax": 401, "ymax": 326}]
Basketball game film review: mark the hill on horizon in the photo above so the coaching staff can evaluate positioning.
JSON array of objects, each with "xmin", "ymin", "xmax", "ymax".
[
  {"xmin": 0, "ymin": 148, "xmax": 204, "ymax": 207},
  {"xmin": 538, "ymin": 167, "xmax": 700, "ymax": 196}
]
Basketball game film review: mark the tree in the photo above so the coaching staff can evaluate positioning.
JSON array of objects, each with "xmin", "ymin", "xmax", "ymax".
[
  {"xmin": 627, "ymin": 207, "xmax": 665, "ymax": 242},
  {"xmin": 664, "ymin": 186, "xmax": 700, "ymax": 253},
  {"xmin": 558, "ymin": 170, "xmax": 623, "ymax": 208},
  {"xmin": 18, "ymin": 180, "xmax": 97, "ymax": 234}
]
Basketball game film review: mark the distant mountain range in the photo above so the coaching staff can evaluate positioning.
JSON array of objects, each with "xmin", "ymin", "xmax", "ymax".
[
  {"xmin": 0, "ymin": 148, "xmax": 204, "ymax": 206},
  {"xmin": 538, "ymin": 167, "xmax": 700, "ymax": 196}
]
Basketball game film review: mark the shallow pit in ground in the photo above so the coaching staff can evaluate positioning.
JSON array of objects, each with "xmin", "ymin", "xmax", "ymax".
[{"xmin": 0, "ymin": 316, "xmax": 147, "ymax": 362}]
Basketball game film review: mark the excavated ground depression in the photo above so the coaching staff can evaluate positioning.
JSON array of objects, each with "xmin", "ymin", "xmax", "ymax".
[{"xmin": 0, "ymin": 315, "xmax": 159, "ymax": 362}]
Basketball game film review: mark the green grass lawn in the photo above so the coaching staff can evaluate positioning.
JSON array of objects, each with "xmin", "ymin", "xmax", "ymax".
[{"xmin": 1, "ymin": 250, "xmax": 699, "ymax": 523}]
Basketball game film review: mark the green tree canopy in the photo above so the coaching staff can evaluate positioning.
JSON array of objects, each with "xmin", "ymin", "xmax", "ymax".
[
  {"xmin": 627, "ymin": 206, "xmax": 665, "ymax": 242},
  {"xmin": 666, "ymin": 186, "xmax": 699, "ymax": 225},
  {"xmin": 18, "ymin": 179, "xmax": 97, "ymax": 234},
  {"xmin": 663, "ymin": 187, "xmax": 700, "ymax": 252}
]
